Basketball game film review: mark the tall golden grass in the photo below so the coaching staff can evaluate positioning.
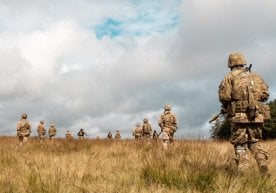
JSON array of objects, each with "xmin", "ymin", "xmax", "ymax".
[{"xmin": 0, "ymin": 137, "xmax": 275, "ymax": 193}]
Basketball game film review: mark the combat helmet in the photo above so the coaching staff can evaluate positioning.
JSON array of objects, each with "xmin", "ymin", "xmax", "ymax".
[
  {"xmin": 164, "ymin": 104, "xmax": 171, "ymax": 111},
  {"xmin": 21, "ymin": 113, "xmax": 28, "ymax": 119},
  {"xmin": 143, "ymin": 118, "xmax": 148, "ymax": 123},
  {"xmin": 228, "ymin": 52, "xmax": 246, "ymax": 68}
]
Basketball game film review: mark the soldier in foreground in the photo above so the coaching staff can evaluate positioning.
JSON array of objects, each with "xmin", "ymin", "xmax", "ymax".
[
  {"xmin": 48, "ymin": 123, "xmax": 57, "ymax": 140},
  {"xmin": 114, "ymin": 130, "xmax": 121, "ymax": 140},
  {"xmin": 142, "ymin": 118, "xmax": 152, "ymax": 142},
  {"xmin": 16, "ymin": 113, "xmax": 31, "ymax": 146},
  {"xmin": 158, "ymin": 105, "xmax": 178, "ymax": 149},
  {"xmin": 37, "ymin": 120, "xmax": 46, "ymax": 142},
  {"xmin": 133, "ymin": 123, "xmax": 143, "ymax": 140},
  {"xmin": 218, "ymin": 52, "xmax": 270, "ymax": 175},
  {"xmin": 77, "ymin": 128, "xmax": 86, "ymax": 140}
]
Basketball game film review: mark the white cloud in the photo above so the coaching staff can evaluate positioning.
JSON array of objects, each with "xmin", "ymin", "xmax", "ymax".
[{"xmin": 0, "ymin": 0, "xmax": 275, "ymax": 139}]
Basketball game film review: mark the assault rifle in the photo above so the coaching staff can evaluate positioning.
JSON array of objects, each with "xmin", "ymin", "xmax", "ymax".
[
  {"xmin": 209, "ymin": 112, "xmax": 222, "ymax": 123},
  {"xmin": 245, "ymin": 64, "xmax": 252, "ymax": 72},
  {"xmin": 209, "ymin": 109, "xmax": 227, "ymax": 123}
]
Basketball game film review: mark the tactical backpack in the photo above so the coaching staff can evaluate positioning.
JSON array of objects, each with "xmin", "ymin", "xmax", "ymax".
[
  {"xmin": 231, "ymin": 69, "xmax": 270, "ymax": 120},
  {"xmin": 142, "ymin": 123, "xmax": 152, "ymax": 134}
]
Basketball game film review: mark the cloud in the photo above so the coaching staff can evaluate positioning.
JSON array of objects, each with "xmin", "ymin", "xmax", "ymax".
[{"xmin": 0, "ymin": 0, "xmax": 275, "ymax": 139}]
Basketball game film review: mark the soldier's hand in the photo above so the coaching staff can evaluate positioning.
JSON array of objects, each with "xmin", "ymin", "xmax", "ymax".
[{"xmin": 220, "ymin": 108, "xmax": 227, "ymax": 114}]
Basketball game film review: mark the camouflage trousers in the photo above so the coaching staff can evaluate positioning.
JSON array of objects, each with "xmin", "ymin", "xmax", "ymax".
[
  {"xmin": 18, "ymin": 135, "xmax": 28, "ymax": 145},
  {"xmin": 38, "ymin": 133, "xmax": 46, "ymax": 142},
  {"xmin": 230, "ymin": 123, "xmax": 269, "ymax": 175},
  {"xmin": 134, "ymin": 135, "xmax": 142, "ymax": 140},
  {"xmin": 162, "ymin": 127, "xmax": 171, "ymax": 149}
]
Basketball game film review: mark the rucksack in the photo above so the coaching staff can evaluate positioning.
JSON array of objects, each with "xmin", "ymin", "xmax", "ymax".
[{"xmin": 232, "ymin": 69, "xmax": 270, "ymax": 119}]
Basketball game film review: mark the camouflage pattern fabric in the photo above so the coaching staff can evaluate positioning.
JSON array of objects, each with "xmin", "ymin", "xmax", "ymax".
[
  {"xmin": 158, "ymin": 111, "xmax": 177, "ymax": 142},
  {"xmin": 107, "ymin": 132, "xmax": 112, "ymax": 139},
  {"xmin": 219, "ymin": 61, "xmax": 270, "ymax": 175},
  {"xmin": 115, "ymin": 131, "xmax": 121, "ymax": 140},
  {"xmin": 66, "ymin": 131, "xmax": 73, "ymax": 140},
  {"xmin": 48, "ymin": 126, "xmax": 57, "ymax": 139},
  {"xmin": 17, "ymin": 119, "xmax": 31, "ymax": 137},
  {"xmin": 142, "ymin": 122, "xmax": 152, "ymax": 140},
  {"xmin": 78, "ymin": 129, "xmax": 86, "ymax": 139},
  {"xmin": 133, "ymin": 126, "xmax": 142, "ymax": 139},
  {"xmin": 17, "ymin": 118, "xmax": 31, "ymax": 145},
  {"xmin": 37, "ymin": 123, "xmax": 46, "ymax": 141}
]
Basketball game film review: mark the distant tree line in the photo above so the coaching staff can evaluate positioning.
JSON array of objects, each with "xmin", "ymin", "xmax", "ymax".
[{"xmin": 210, "ymin": 99, "xmax": 276, "ymax": 140}]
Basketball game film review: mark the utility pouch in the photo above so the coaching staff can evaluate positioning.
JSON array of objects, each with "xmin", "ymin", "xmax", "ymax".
[
  {"xmin": 260, "ymin": 104, "xmax": 271, "ymax": 120},
  {"xmin": 228, "ymin": 102, "xmax": 236, "ymax": 117}
]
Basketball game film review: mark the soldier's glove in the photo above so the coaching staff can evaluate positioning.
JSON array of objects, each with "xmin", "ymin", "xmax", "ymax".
[{"xmin": 220, "ymin": 108, "xmax": 227, "ymax": 114}]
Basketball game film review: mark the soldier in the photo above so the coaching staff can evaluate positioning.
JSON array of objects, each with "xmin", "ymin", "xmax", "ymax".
[
  {"xmin": 114, "ymin": 130, "xmax": 121, "ymax": 140},
  {"xmin": 107, "ymin": 132, "xmax": 112, "ymax": 139},
  {"xmin": 142, "ymin": 118, "xmax": 152, "ymax": 141},
  {"xmin": 37, "ymin": 120, "xmax": 46, "ymax": 142},
  {"xmin": 48, "ymin": 123, "xmax": 57, "ymax": 140},
  {"xmin": 65, "ymin": 130, "xmax": 73, "ymax": 140},
  {"xmin": 132, "ymin": 123, "xmax": 143, "ymax": 140},
  {"xmin": 158, "ymin": 104, "xmax": 178, "ymax": 149},
  {"xmin": 152, "ymin": 130, "xmax": 161, "ymax": 140},
  {"xmin": 77, "ymin": 128, "xmax": 86, "ymax": 140},
  {"xmin": 16, "ymin": 113, "xmax": 31, "ymax": 146},
  {"xmin": 219, "ymin": 52, "xmax": 270, "ymax": 175}
]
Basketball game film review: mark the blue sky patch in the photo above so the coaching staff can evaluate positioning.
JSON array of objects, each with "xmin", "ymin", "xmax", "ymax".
[{"xmin": 94, "ymin": 0, "xmax": 181, "ymax": 39}]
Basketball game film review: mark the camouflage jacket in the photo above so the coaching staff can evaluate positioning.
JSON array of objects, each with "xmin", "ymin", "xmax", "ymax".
[
  {"xmin": 142, "ymin": 123, "xmax": 152, "ymax": 135},
  {"xmin": 17, "ymin": 119, "xmax": 31, "ymax": 136},
  {"xmin": 219, "ymin": 67, "xmax": 270, "ymax": 123},
  {"xmin": 37, "ymin": 123, "xmax": 46, "ymax": 135},
  {"xmin": 133, "ymin": 127, "xmax": 143, "ymax": 136},
  {"xmin": 48, "ymin": 127, "xmax": 57, "ymax": 136},
  {"xmin": 158, "ymin": 111, "xmax": 178, "ymax": 131}
]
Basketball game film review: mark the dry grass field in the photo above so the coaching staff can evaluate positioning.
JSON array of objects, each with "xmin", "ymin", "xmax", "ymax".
[{"xmin": 0, "ymin": 137, "xmax": 275, "ymax": 193}]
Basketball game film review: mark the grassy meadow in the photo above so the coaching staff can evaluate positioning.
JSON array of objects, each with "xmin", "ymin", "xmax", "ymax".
[{"xmin": 0, "ymin": 137, "xmax": 275, "ymax": 193}]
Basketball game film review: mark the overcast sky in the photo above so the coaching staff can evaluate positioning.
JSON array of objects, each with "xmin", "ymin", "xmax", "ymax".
[{"xmin": 0, "ymin": 0, "xmax": 276, "ymax": 139}]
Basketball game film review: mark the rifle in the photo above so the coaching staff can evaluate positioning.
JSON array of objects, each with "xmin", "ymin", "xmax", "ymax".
[
  {"xmin": 209, "ymin": 112, "xmax": 222, "ymax": 123},
  {"xmin": 245, "ymin": 64, "xmax": 252, "ymax": 72}
]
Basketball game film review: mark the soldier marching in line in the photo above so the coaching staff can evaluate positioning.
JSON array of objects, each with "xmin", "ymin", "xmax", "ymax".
[
  {"xmin": 77, "ymin": 128, "xmax": 87, "ymax": 140},
  {"xmin": 114, "ymin": 130, "xmax": 121, "ymax": 140},
  {"xmin": 16, "ymin": 113, "xmax": 31, "ymax": 146},
  {"xmin": 152, "ymin": 130, "xmax": 161, "ymax": 142},
  {"xmin": 142, "ymin": 118, "xmax": 152, "ymax": 143},
  {"xmin": 158, "ymin": 105, "xmax": 178, "ymax": 149},
  {"xmin": 48, "ymin": 123, "xmax": 57, "ymax": 140},
  {"xmin": 218, "ymin": 52, "xmax": 270, "ymax": 176},
  {"xmin": 107, "ymin": 132, "xmax": 112, "ymax": 139},
  {"xmin": 133, "ymin": 123, "xmax": 143, "ymax": 140},
  {"xmin": 37, "ymin": 120, "xmax": 46, "ymax": 142},
  {"xmin": 65, "ymin": 130, "xmax": 73, "ymax": 140}
]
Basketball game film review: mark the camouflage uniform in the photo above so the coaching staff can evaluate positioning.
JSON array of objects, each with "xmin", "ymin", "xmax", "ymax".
[
  {"xmin": 133, "ymin": 124, "xmax": 142, "ymax": 140},
  {"xmin": 158, "ymin": 105, "xmax": 178, "ymax": 149},
  {"xmin": 142, "ymin": 118, "xmax": 152, "ymax": 141},
  {"xmin": 65, "ymin": 130, "xmax": 73, "ymax": 140},
  {"xmin": 16, "ymin": 113, "xmax": 31, "ymax": 145},
  {"xmin": 37, "ymin": 120, "xmax": 46, "ymax": 142},
  {"xmin": 78, "ymin": 128, "xmax": 86, "ymax": 140},
  {"xmin": 48, "ymin": 124, "xmax": 57, "ymax": 140},
  {"xmin": 107, "ymin": 132, "xmax": 112, "ymax": 139},
  {"xmin": 114, "ymin": 130, "xmax": 121, "ymax": 140},
  {"xmin": 219, "ymin": 52, "xmax": 270, "ymax": 175},
  {"xmin": 152, "ymin": 130, "xmax": 160, "ymax": 140}
]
